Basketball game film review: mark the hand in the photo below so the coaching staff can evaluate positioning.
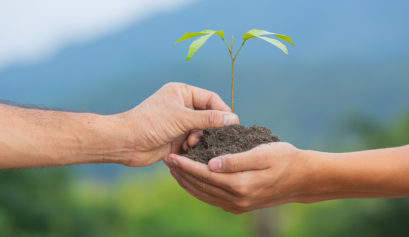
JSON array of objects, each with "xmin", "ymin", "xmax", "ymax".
[
  {"xmin": 112, "ymin": 82, "xmax": 238, "ymax": 167},
  {"xmin": 165, "ymin": 142, "xmax": 313, "ymax": 214}
]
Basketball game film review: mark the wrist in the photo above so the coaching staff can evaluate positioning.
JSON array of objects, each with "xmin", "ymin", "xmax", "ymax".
[
  {"xmin": 76, "ymin": 113, "xmax": 134, "ymax": 165},
  {"xmin": 295, "ymin": 149, "xmax": 345, "ymax": 202},
  {"xmin": 299, "ymin": 149, "xmax": 368, "ymax": 202}
]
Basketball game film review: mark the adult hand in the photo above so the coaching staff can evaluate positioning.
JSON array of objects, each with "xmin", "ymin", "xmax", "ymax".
[
  {"xmin": 166, "ymin": 141, "xmax": 409, "ymax": 214},
  {"xmin": 165, "ymin": 142, "xmax": 311, "ymax": 214},
  {"xmin": 0, "ymin": 82, "xmax": 238, "ymax": 169},
  {"xmin": 114, "ymin": 82, "xmax": 238, "ymax": 167}
]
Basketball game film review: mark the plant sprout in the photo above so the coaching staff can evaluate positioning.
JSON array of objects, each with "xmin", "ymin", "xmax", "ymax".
[{"xmin": 176, "ymin": 29, "xmax": 294, "ymax": 112}]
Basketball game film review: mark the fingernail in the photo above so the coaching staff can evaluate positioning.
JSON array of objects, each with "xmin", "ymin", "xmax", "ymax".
[
  {"xmin": 209, "ymin": 157, "xmax": 222, "ymax": 171},
  {"xmin": 224, "ymin": 114, "xmax": 238, "ymax": 126}
]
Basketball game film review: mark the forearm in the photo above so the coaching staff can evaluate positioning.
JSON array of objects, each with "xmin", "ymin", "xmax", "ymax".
[
  {"xmin": 0, "ymin": 104, "xmax": 127, "ymax": 169},
  {"xmin": 304, "ymin": 145, "xmax": 409, "ymax": 202}
]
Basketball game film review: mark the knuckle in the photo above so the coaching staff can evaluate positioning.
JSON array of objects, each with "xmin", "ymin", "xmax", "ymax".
[
  {"xmin": 234, "ymin": 199, "xmax": 251, "ymax": 210},
  {"xmin": 163, "ymin": 82, "xmax": 185, "ymax": 90},
  {"xmin": 208, "ymin": 91, "xmax": 221, "ymax": 104},
  {"xmin": 181, "ymin": 82, "xmax": 190, "ymax": 92},
  {"xmin": 230, "ymin": 175, "xmax": 251, "ymax": 197},
  {"xmin": 204, "ymin": 110, "xmax": 220, "ymax": 127},
  {"xmin": 162, "ymin": 82, "xmax": 174, "ymax": 89},
  {"xmin": 281, "ymin": 141, "xmax": 295, "ymax": 148},
  {"xmin": 235, "ymin": 185, "xmax": 249, "ymax": 197},
  {"xmin": 224, "ymin": 156, "xmax": 239, "ymax": 171},
  {"xmin": 230, "ymin": 178, "xmax": 248, "ymax": 196},
  {"xmin": 123, "ymin": 158, "xmax": 135, "ymax": 167}
]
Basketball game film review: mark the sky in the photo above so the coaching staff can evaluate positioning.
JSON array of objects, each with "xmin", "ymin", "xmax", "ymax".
[{"xmin": 0, "ymin": 0, "xmax": 196, "ymax": 70}]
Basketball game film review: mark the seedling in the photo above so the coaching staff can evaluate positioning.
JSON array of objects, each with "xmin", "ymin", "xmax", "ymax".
[{"xmin": 176, "ymin": 29, "xmax": 294, "ymax": 112}]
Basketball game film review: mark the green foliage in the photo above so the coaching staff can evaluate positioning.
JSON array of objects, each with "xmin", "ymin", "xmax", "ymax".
[
  {"xmin": 242, "ymin": 29, "xmax": 294, "ymax": 55},
  {"xmin": 176, "ymin": 28, "xmax": 293, "ymax": 60},
  {"xmin": 242, "ymin": 29, "xmax": 294, "ymax": 45},
  {"xmin": 0, "ymin": 167, "xmax": 254, "ymax": 236},
  {"xmin": 175, "ymin": 32, "xmax": 210, "ymax": 43},
  {"xmin": 175, "ymin": 30, "xmax": 224, "ymax": 61},
  {"xmin": 176, "ymin": 28, "xmax": 294, "ymax": 112}
]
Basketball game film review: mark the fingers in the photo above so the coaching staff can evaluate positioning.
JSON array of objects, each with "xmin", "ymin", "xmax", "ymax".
[
  {"xmin": 187, "ymin": 130, "xmax": 203, "ymax": 147},
  {"xmin": 208, "ymin": 144, "xmax": 271, "ymax": 173},
  {"xmin": 165, "ymin": 154, "xmax": 260, "ymax": 214},
  {"xmin": 167, "ymin": 154, "xmax": 233, "ymax": 190},
  {"xmin": 169, "ymin": 168, "xmax": 242, "ymax": 213},
  {"xmin": 182, "ymin": 130, "xmax": 203, "ymax": 152},
  {"xmin": 171, "ymin": 133, "xmax": 189, "ymax": 154},
  {"xmin": 174, "ymin": 167, "xmax": 237, "ymax": 199},
  {"xmin": 161, "ymin": 83, "xmax": 240, "ymax": 134},
  {"xmin": 186, "ymin": 84, "xmax": 231, "ymax": 112},
  {"xmin": 186, "ymin": 109, "xmax": 239, "ymax": 130}
]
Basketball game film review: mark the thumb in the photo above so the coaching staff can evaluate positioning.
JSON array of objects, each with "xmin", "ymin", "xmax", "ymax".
[
  {"xmin": 187, "ymin": 110, "xmax": 239, "ymax": 130},
  {"xmin": 208, "ymin": 147, "xmax": 270, "ymax": 173}
]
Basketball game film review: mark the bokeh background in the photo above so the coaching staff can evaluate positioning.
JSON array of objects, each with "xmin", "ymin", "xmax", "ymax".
[{"xmin": 1, "ymin": 0, "xmax": 409, "ymax": 236}]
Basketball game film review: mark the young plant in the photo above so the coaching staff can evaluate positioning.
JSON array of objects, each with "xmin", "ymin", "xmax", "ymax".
[{"xmin": 176, "ymin": 29, "xmax": 294, "ymax": 112}]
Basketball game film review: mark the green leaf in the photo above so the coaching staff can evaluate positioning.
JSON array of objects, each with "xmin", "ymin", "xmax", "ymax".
[
  {"xmin": 175, "ymin": 32, "xmax": 209, "ymax": 43},
  {"xmin": 186, "ymin": 34, "xmax": 213, "ymax": 61},
  {"xmin": 242, "ymin": 29, "xmax": 273, "ymax": 41},
  {"xmin": 242, "ymin": 29, "xmax": 294, "ymax": 52},
  {"xmin": 178, "ymin": 30, "xmax": 224, "ymax": 61},
  {"xmin": 176, "ymin": 30, "xmax": 224, "ymax": 44},
  {"xmin": 273, "ymin": 34, "xmax": 294, "ymax": 46},
  {"xmin": 258, "ymin": 36, "xmax": 288, "ymax": 55},
  {"xmin": 210, "ymin": 30, "xmax": 225, "ymax": 38}
]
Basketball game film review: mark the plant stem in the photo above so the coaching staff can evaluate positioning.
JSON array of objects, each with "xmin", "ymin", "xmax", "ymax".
[
  {"xmin": 222, "ymin": 36, "xmax": 242, "ymax": 113},
  {"xmin": 231, "ymin": 58, "xmax": 235, "ymax": 113},
  {"xmin": 234, "ymin": 41, "xmax": 245, "ymax": 59},
  {"xmin": 230, "ymin": 36, "xmax": 235, "ymax": 113},
  {"xmin": 222, "ymin": 38, "xmax": 231, "ymax": 53}
]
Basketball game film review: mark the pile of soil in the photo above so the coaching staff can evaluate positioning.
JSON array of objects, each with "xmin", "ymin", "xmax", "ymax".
[{"xmin": 183, "ymin": 125, "xmax": 279, "ymax": 164}]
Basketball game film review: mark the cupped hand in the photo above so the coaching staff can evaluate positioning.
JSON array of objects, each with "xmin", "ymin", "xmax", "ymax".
[
  {"xmin": 165, "ymin": 142, "xmax": 313, "ymax": 214},
  {"xmin": 113, "ymin": 82, "xmax": 238, "ymax": 167}
]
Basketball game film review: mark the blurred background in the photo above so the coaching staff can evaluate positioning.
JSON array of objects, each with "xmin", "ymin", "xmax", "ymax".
[{"xmin": 1, "ymin": 0, "xmax": 408, "ymax": 236}]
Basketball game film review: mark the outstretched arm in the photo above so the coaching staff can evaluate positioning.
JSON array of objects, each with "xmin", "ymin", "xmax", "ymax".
[
  {"xmin": 166, "ymin": 142, "xmax": 409, "ymax": 214},
  {"xmin": 0, "ymin": 103, "xmax": 116, "ymax": 168},
  {"xmin": 0, "ymin": 83, "xmax": 238, "ymax": 169}
]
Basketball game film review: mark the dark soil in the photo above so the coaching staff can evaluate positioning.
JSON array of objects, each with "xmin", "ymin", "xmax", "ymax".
[{"xmin": 183, "ymin": 125, "xmax": 279, "ymax": 164}]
